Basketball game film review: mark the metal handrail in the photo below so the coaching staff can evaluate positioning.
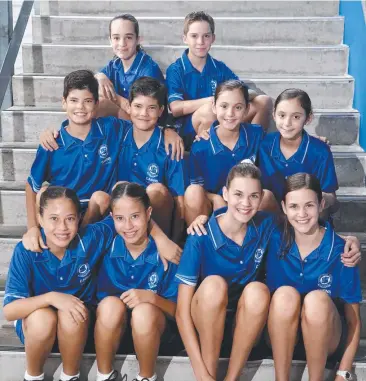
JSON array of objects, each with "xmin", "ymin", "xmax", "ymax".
[{"xmin": 0, "ymin": 0, "xmax": 34, "ymax": 110}]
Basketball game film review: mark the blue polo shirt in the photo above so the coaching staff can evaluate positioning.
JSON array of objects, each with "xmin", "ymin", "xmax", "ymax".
[
  {"xmin": 97, "ymin": 235, "xmax": 178, "ymax": 303},
  {"xmin": 175, "ymin": 208, "xmax": 277, "ymax": 295},
  {"xmin": 258, "ymin": 131, "xmax": 338, "ymax": 202},
  {"xmin": 28, "ymin": 117, "xmax": 131, "ymax": 209},
  {"xmin": 117, "ymin": 126, "xmax": 185, "ymax": 196},
  {"xmin": 189, "ymin": 122, "xmax": 264, "ymax": 195},
  {"xmin": 101, "ymin": 51, "xmax": 165, "ymax": 99},
  {"xmin": 4, "ymin": 216, "xmax": 116, "ymax": 308},
  {"xmin": 166, "ymin": 49, "xmax": 238, "ymax": 139},
  {"xmin": 266, "ymin": 223, "xmax": 362, "ymax": 304}
]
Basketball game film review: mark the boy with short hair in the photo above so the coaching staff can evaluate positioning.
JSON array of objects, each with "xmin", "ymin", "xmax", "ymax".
[{"xmin": 166, "ymin": 11, "xmax": 272, "ymax": 148}]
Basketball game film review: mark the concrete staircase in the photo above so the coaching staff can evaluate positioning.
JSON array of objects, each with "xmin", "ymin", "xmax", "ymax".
[{"xmin": 0, "ymin": 1, "xmax": 366, "ymax": 380}]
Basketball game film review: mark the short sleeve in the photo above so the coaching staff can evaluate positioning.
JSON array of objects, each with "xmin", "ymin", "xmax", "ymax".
[
  {"xmin": 257, "ymin": 144, "xmax": 272, "ymax": 190},
  {"xmin": 165, "ymin": 157, "xmax": 185, "ymax": 196},
  {"xmin": 100, "ymin": 61, "xmax": 113, "ymax": 79},
  {"xmin": 166, "ymin": 64, "xmax": 184, "ymax": 104},
  {"xmin": 159, "ymin": 263, "xmax": 179, "ymax": 302},
  {"xmin": 317, "ymin": 149, "xmax": 339, "ymax": 193},
  {"xmin": 175, "ymin": 235, "xmax": 203, "ymax": 287},
  {"xmin": 4, "ymin": 243, "xmax": 33, "ymax": 307},
  {"xmin": 189, "ymin": 148, "xmax": 205, "ymax": 187},
  {"xmin": 339, "ymin": 265, "xmax": 362, "ymax": 304},
  {"xmin": 27, "ymin": 146, "xmax": 50, "ymax": 192},
  {"xmin": 221, "ymin": 62, "xmax": 239, "ymax": 82},
  {"xmin": 88, "ymin": 215, "xmax": 116, "ymax": 254}
]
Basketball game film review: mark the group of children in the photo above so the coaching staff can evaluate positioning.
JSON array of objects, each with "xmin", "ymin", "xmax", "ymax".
[{"xmin": 3, "ymin": 10, "xmax": 362, "ymax": 381}]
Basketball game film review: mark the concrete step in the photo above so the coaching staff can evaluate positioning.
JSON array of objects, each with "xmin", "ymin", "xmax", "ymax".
[
  {"xmin": 334, "ymin": 188, "xmax": 366, "ymax": 233},
  {"xmin": 31, "ymin": 16, "xmax": 345, "ymax": 46},
  {"xmin": 11, "ymin": 75, "xmax": 355, "ymax": 109},
  {"xmin": 0, "ymin": 348, "xmax": 354, "ymax": 381},
  {"xmin": 22, "ymin": 44, "xmax": 349, "ymax": 77},
  {"xmin": 36, "ymin": 1, "xmax": 340, "ymax": 17},
  {"xmin": 1, "ymin": 108, "xmax": 360, "ymax": 146},
  {"xmin": 0, "ymin": 144, "xmax": 363, "ymax": 185}
]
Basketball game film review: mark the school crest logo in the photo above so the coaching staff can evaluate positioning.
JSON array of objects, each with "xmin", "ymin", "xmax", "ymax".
[
  {"xmin": 148, "ymin": 272, "xmax": 159, "ymax": 289},
  {"xmin": 78, "ymin": 263, "xmax": 91, "ymax": 283},
  {"xmin": 254, "ymin": 248, "xmax": 264, "ymax": 263},
  {"xmin": 210, "ymin": 80, "xmax": 217, "ymax": 95},
  {"xmin": 98, "ymin": 144, "xmax": 108, "ymax": 159},
  {"xmin": 318, "ymin": 274, "xmax": 332, "ymax": 289},
  {"xmin": 147, "ymin": 163, "xmax": 159, "ymax": 178}
]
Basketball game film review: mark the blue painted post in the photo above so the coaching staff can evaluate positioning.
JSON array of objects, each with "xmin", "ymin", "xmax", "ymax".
[{"xmin": 339, "ymin": 1, "xmax": 366, "ymax": 150}]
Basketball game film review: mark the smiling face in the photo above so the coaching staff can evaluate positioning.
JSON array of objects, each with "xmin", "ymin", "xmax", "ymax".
[
  {"xmin": 183, "ymin": 20, "xmax": 215, "ymax": 59},
  {"xmin": 112, "ymin": 196, "xmax": 152, "ymax": 246},
  {"xmin": 273, "ymin": 98, "xmax": 311, "ymax": 141},
  {"xmin": 282, "ymin": 188, "xmax": 324, "ymax": 235},
  {"xmin": 109, "ymin": 19, "xmax": 139, "ymax": 62},
  {"xmin": 223, "ymin": 176, "xmax": 263, "ymax": 224},
  {"xmin": 62, "ymin": 88, "xmax": 97, "ymax": 126},
  {"xmin": 38, "ymin": 198, "xmax": 80, "ymax": 252},
  {"xmin": 129, "ymin": 95, "xmax": 164, "ymax": 132},
  {"xmin": 213, "ymin": 88, "xmax": 248, "ymax": 131}
]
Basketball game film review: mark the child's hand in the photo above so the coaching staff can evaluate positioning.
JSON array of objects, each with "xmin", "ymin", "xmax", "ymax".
[
  {"xmin": 49, "ymin": 292, "xmax": 88, "ymax": 325},
  {"xmin": 120, "ymin": 289, "xmax": 154, "ymax": 308},
  {"xmin": 40, "ymin": 128, "xmax": 59, "ymax": 151},
  {"xmin": 341, "ymin": 236, "xmax": 361, "ymax": 267},
  {"xmin": 187, "ymin": 215, "xmax": 209, "ymax": 236},
  {"xmin": 164, "ymin": 128, "xmax": 185, "ymax": 161},
  {"xmin": 22, "ymin": 226, "xmax": 48, "ymax": 252},
  {"xmin": 95, "ymin": 73, "xmax": 116, "ymax": 101},
  {"xmin": 157, "ymin": 238, "xmax": 182, "ymax": 269},
  {"xmin": 194, "ymin": 128, "xmax": 210, "ymax": 142}
]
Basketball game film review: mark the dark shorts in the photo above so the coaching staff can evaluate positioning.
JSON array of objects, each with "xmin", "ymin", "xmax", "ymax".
[
  {"xmin": 16, "ymin": 304, "xmax": 97, "ymax": 353},
  {"xmin": 116, "ymin": 308, "xmax": 183, "ymax": 356},
  {"xmin": 264, "ymin": 297, "xmax": 348, "ymax": 363}
]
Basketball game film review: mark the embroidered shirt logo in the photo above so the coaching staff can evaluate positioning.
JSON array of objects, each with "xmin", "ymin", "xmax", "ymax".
[
  {"xmin": 98, "ymin": 144, "xmax": 108, "ymax": 159},
  {"xmin": 210, "ymin": 80, "xmax": 217, "ymax": 95},
  {"xmin": 254, "ymin": 248, "xmax": 264, "ymax": 263},
  {"xmin": 318, "ymin": 274, "xmax": 332, "ymax": 289},
  {"xmin": 148, "ymin": 272, "xmax": 159, "ymax": 289},
  {"xmin": 147, "ymin": 163, "xmax": 159, "ymax": 178},
  {"xmin": 78, "ymin": 263, "xmax": 91, "ymax": 284}
]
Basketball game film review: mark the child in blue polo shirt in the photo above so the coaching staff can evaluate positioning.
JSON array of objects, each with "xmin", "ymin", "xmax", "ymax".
[
  {"xmin": 166, "ymin": 11, "xmax": 272, "ymax": 148},
  {"xmin": 185, "ymin": 79, "xmax": 264, "ymax": 225},
  {"xmin": 266, "ymin": 173, "xmax": 361, "ymax": 381},
  {"xmin": 95, "ymin": 14, "xmax": 165, "ymax": 119},
  {"xmin": 117, "ymin": 77, "xmax": 185, "ymax": 242},
  {"xmin": 95, "ymin": 182, "xmax": 179, "ymax": 381},
  {"xmin": 258, "ymin": 88, "xmax": 338, "ymax": 216},
  {"xmin": 4, "ymin": 186, "xmax": 116, "ymax": 381},
  {"xmin": 176, "ymin": 163, "xmax": 275, "ymax": 381}
]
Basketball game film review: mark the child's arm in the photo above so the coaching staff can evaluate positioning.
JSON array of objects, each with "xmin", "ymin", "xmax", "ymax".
[
  {"xmin": 120, "ymin": 289, "xmax": 176, "ymax": 317},
  {"xmin": 25, "ymin": 182, "xmax": 38, "ymax": 230},
  {"xmin": 340, "ymin": 235, "xmax": 361, "ymax": 267},
  {"xmin": 336, "ymin": 303, "xmax": 361, "ymax": 376},
  {"xmin": 150, "ymin": 220, "xmax": 182, "ymax": 266},
  {"xmin": 169, "ymin": 97, "xmax": 213, "ymax": 118},
  {"xmin": 95, "ymin": 72, "xmax": 117, "ymax": 102},
  {"xmin": 176, "ymin": 284, "xmax": 215, "ymax": 381},
  {"xmin": 3, "ymin": 292, "xmax": 88, "ymax": 324}
]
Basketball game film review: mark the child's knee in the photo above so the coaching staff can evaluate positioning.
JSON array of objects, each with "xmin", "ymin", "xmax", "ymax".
[
  {"xmin": 24, "ymin": 307, "xmax": 57, "ymax": 341},
  {"xmin": 239, "ymin": 282, "xmax": 270, "ymax": 315},
  {"xmin": 89, "ymin": 191, "xmax": 110, "ymax": 211},
  {"xmin": 131, "ymin": 303, "xmax": 162, "ymax": 335},
  {"xmin": 57, "ymin": 309, "xmax": 89, "ymax": 334},
  {"xmin": 147, "ymin": 183, "xmax": 173, "ymax": 207},
  {"xmin": 97, "ymin": 296, "xmax": 127, "ymax": 330},
  {"xmin": 252, "ymin": 94, "xmax": 273, "ymax": 113},
  {"xmin": 184, "ymin": 184, "xmax": 206, "ymax": 205}
]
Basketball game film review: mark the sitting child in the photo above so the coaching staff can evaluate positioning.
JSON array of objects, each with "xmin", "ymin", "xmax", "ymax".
[
  {"xmin": 117, "ymin": 77, "xmax": 185, "ymax": 242},
  {"xmin": 166, "ymin": 11, "xmax": 272, "ymax": 148},
  {"xmin": 95, "ymin": 182, "xmax": 179, "ymax": 381},
  {"xmin": 258, "ymin": 88, "xmax": 339, "ymax": 217},
  {"xmin": 184, "ymin": 79, "xmax": 264, "ymax": 225},
  {"xmin": 95, "ymin": 14, "xmax": 165, "ymax": 120}
]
